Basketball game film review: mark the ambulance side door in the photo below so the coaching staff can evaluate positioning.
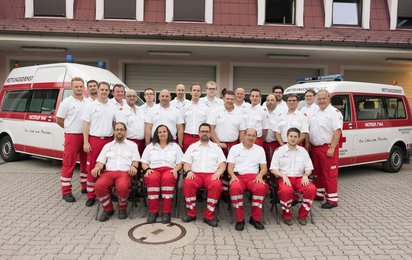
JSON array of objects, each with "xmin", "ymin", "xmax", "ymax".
[{"xmin": 331, "ymin": 94, "xmax": 356, "ymax": 166}]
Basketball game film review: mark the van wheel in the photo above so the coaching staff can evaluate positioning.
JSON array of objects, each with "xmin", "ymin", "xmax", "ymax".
[
  {"xmin": 382, "ymin": 146, "xmax": 403, "ymax": 173},
  {"xmin": 0, "ymin": 136, "xmax": 20, "ymax": 162}
]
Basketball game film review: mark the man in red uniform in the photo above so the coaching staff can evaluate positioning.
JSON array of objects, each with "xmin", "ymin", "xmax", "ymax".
[
  {"xmin": 81, "ymin": 82, "xmax": 117, "ymax": 207},
  {"xmin": 227, "ymin": 128, "xmax": 268, "ymax": 231},
  {"xmin": 270, "ymin": 127, "xmax": 316, "ymax": 225},
  {"xmin": 56, "ymin": 77, "xmax": 90, "ymax": 202},
  {"xmin": 181, "ymin": 123, "xmax": 226, "ymax": 227},
  {"xmin": 92, "ymin": 122, "xmax": 139, "ymax": 221},
  {"xmin": 309, "ymin": 89, "xmax": 343, "ymax": 209}
]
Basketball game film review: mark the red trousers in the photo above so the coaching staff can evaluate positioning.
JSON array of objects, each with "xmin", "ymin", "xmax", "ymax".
[
  {"xmin": 129, "ymin": 138, "xmax": 145, "ymax": 156},
  {"xmin": 255, "ymin": 137, "xmax": 263, "ymax": 147},
  {"xmin": 86, "ymin": 136, "xmax": 113, "ymax": 199},
  {"xmin": 229, "ymin": 174, "xmax": 269, "ymax": 222},
  {"xmin": 183, "ymin": 172, "xmax": 223, "ymax": 220},
  {"xmin": 221, "ymin": 141, "xmax": 239, "ymax": 196},
  {"xmin": 263, "ymin": 141, "xmax": 280, "ymax": 169},
  {"xmin": 278, "ymin": 176, "xmax": 316, "ymax": 219},
  {"xmin": 61, "ymin": 134, "xmax": 87, "ymax": 195},
  {"xmin": 95, "ymin": 170, "xmax": 131, "ymax": 211},
  {"xmin": 312, "ymin": 144, "xmax": 339, "ymax": 205},
  {"xmin": 144, "ymin": 167, "xmax": 175, "ymax": 214},
  {"xmin": 183, "ymin": 133, "xmax": 199, "ymax": 153}
]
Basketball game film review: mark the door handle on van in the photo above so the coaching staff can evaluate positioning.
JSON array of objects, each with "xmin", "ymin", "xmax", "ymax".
[
  {"xmin": 47, "ymin": 116, "xmax": 53, "ymax": 122},
  {"xmin": 348, "ymin": 123, "xmax": 353, "ymax": 129}
]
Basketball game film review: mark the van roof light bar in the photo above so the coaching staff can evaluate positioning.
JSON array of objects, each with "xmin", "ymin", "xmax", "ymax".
[{"xmin": 297, "ymin": 74, "xmax": 344, "ymax": 84}]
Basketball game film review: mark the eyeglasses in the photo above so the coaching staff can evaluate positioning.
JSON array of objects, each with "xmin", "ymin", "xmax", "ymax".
[
  {"xmin": 245, "ymin": 134, "xmax": 257, "ymax": 138},
  {"xmin": 115, "ymin": 128, "xmax": 125, "ymax": 132},
  {"xmin": 126, "ymin": 95, "xmax": 137, "ymax": 98},
  {"xmin": 199, "ymin": 130, "xmax": 210, "ymax": 133}
]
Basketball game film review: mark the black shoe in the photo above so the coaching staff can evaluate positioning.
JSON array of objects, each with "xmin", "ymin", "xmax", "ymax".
[
  {"xmin": 147, "ymin": 213, "xmax": 159, "ymax": 224},
  {"xmin": 235, "ymin": 220, "xmax": 245, "ymax": 231},
  {"xmin": 204, "ymin": 218, "xmax": 218, "ymax": 227},
  {"xmin": 282, "ymin": 217, "xmax": 293, "ymax": 226},
  {"xmin": 162, "ymin": 213, "xmax": 171, "ymax": 224},
  {"xmin": 249, "ymin": 217, "xmax": 264, "ymax": 230},
  {"xmin": 81, "ymin": 189, "xmax": 87, "ymax": 194},
  {"xmin": 98, "ymin": 210, "xmax": 114, "ymax": 222},
  {"xmin": 221, "ymin": 195, "xmax": 230, "ymax": 204},
  {"xmin": 118, "ymin": 210, "xmax": 127, "ymax": 220},
  {"xmin": 298, "ymin": 218, "xmax": 307, "ymax": 225},
  {"xmin": 182, "ymin": 215, "xmax": 196, "ymax": 223},
  {"xmin": 196, "ymin": 194, "xmax": 204, "ymax": 202},
  {"xmin": 62, "ymin": 193, "xmax": 76, "ymax": 203},
  {"xmin": 291, "ymin": 199, "xmax": 299, "ymax": 206},
  {"xmin": 85, "ymin": 198, "xmax": 95, "ymax": 207},
  {"xmin": 321, "ymin": 202, "xmax": 337, "ymax": 209}
]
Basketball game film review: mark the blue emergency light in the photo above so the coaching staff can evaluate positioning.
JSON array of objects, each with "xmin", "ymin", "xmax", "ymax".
[
  {"xmin": 66, "ymin": 55, "xmax": 74, "ymax": 63},
  {"xmin": 98, "ymin": 61, "xmax": 106, "ymax": 69},
  {"xmin": 297, "ymin": 74, "xmax": 344, "ymax": 84}
]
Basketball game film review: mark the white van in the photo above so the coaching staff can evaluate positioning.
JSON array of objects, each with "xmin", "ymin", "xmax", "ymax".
[
  {"xmin": 285, "ymin": 76, "xmax": 412, "ymax": 172},
  {"xmin": 0, "ymin": 63, "xmax": 143, "ymax": 162}
]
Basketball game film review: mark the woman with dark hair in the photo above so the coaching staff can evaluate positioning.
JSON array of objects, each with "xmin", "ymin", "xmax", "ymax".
[{"xmin": 141, "ymin": 125, "xmax": 183, "ymax": 224}]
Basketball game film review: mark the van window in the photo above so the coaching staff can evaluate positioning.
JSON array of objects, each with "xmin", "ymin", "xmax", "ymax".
[
  {"xmin": 1, "ymin": 91, "xmax": 30, "ymax": 112},
  {"xmin": 62, "ymin": 89, "xmax": 73, "ymax": 101},
  {"xmin": 331, "ymin": 95, "xmax": 351, "ymax": 121},
  {"xmin": 354, "ymin": 96, "xmax": 386, "ymax": 120},
  {"xmin": 385, "ymin": 97, "xmax": 407, "ymax": 119},
  {"xmin": 28, "ymin": 90, "xmax": 59, "ymax": 114}
]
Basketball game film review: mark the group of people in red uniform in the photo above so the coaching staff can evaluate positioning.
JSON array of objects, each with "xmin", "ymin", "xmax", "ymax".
[{"xmin": 57, "ymin": 77, "xmax": 343, "ymax": 228}]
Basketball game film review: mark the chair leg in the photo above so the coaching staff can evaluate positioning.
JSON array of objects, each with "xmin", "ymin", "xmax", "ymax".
[
  {"xmin": 215, "ymin": 200, "xmax": 220, "ymax": 222},
  {"xmin": 228, "ymin": 201, "xmax": 233, "ymax": 225},
  {"xmin": 310, "ymin": 209, "xmax": 315, "ymax": 224},
  {"xmin": 95, "ymin": 202, "xmax": 100, "ymax": 221},
  {"xmin": 262, "ymin": 202, "xmax": 266, "ymax": 225}
]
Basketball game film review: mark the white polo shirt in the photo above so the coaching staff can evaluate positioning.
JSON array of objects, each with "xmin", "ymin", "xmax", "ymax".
[
  {"xmin": 145, "ymin": 104, "xmax": 184, "ymax": 139},
  {"xmin": 265, "ymin": 109, "xmax": 278, "ymax": 143},
  {"xmin": 182, "ymin": 141, "xmax": 226, "ymax": 173},
  {"xmin": 81, "ymin": 100, "xmax": 117, "ymax": 137},
  {"xmin": 242, "ymin": 104, "xmax": 269, "ymax": 138},
  {"xmin": 227, "ymin": 143, "xmax": 266, "ymax": 175},
  {"xmin": 85, "ymin": 96, "xmax": 95, "ymax": 103},
  {"xmin": 275, "ymin": 109, "xmax": 309, "ymax": 142},
  {"xmin": 200, "ymin": 96, "xmax": 224, "ymax": 110},
  {"xmin": 97, "ymin": 139, "xmax": 140, "ymax": 172},
  {"xmin": 207, "ymin": 106, "xmax": 246, "ymax": 142},
  {"xmin": 234, "ymin": 101, "xmax": 252, "ymax": 114},
  {"xmin": 171, "ymin": 98, "xmax": 190, "ymax": 110},
  {"xmin": 309, "ymin": 104, "xmax": 343, "ymax": 146},
  {"xmin": 141, "ymin": 142, "xmax": 183, "ymax": 169},
  {"xmin": 109, "ymin": 98, "xmax": 126, "ymax": 109},
  {"xmin": 300, "ymin": 103, "xmax": 319, "ymax": 120},
  {"xmin": 270, "ymin": 145, "xmax": 313, "ymax": 177},
  {"xmin": 115, "ymin": 104, "xmax": 145, "ymax": 140},
  {"xmin": 140, "ymin": 103, "xmax": 155, "ymax": 116},
  {"xmin": 57, "ymin": 96, "xmax": 90, "ymax": 134},
  {"xmin": 181, "ymin": 100, "xmax": 209, "ymax": 135}
]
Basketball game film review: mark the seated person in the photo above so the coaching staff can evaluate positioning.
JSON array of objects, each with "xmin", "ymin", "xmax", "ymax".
[
  {"xmin": 227, "ymin": 128, "xmax": 269, "ymax": 231},
  {"xmin": 141, "ymin": 125, "xmax": 183, "ymax": 224},
  {"xmin": 270, "ymin": 127, "xmax": 316, "ymax": 226},
  {"xmin": 92, "ymin": 122, "xmax": 140, "ymax": 222},
  {"xmin": 181, "ymin": 123, "xmax": 226, "ymax": 227}
]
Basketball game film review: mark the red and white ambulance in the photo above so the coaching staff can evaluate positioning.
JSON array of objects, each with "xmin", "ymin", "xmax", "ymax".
[
  {"xmin": 0, "ymin": 63, "xmax": 143, "ymax": 162},
  {"xmin": 285, "ymin": 75, "xmax": 412, "ymax": 172}
]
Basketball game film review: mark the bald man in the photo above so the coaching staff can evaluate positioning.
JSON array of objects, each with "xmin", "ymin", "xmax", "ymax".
[
  {"xmin": 145, "ymin": 89, "xmax": 184, "ymax": 147},
  {"xmin": 171, "ymin": 84, "xmax": 190, "ymax": 110}
]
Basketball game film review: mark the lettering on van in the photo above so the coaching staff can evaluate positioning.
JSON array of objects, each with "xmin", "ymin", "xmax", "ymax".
[
  {"xmin": 285, "ymin": 86, "xmax": 327, "ymax": 94},
  {"xmin": 28, "ymin": 115, "xmax": 50, "ymax": 121},
  {"xmin": 6, "ymin": 76, "xmax": 34, "ymax": 83},
  {"xmin": 339, "ymin": 149, "xmax": 348, "ymax": 156},
  {"xmin": 24, "ymin": 128, "xmax": 52, "ymax": 135},
  {"xmin": 364, "ymin": 122, "xmax": 384, "ymax": 127},
  {"xmin": 398, "ymin": 127, "xmax": 412, "ymax": 134},
  {"xmin": 359, "ymin": 137, "xmax": 388, "ymax": 143},
  {"xmin": 381, "ymin": 88, "xmax": 402, "ymax": 94}
]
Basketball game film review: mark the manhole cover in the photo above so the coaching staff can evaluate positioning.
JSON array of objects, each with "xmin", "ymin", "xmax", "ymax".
[{"xmin": 128, "ymin": 222, "xmax": 186, "ymax": 245}]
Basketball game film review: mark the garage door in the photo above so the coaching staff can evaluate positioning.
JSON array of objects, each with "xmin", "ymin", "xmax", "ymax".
[
  {"xmin": 344, "ymin": 70, "xmax": 412, "ymax": 105},
  {"xmin": 125, "ymin": 64, "xmax": 216, "ymax": 92},
  {"xmin": 233, "ymin": 66, "xmax": 320, "ymax": 94}
]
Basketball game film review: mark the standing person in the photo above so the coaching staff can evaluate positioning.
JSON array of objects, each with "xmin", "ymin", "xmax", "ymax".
[
  {"xmin": 200, "ymin": 81, "xmax": 224, "ymax": 110},
  {"xmin": 171, "ymin": 84, "xmax": 190, "ymax": 110},
  {"xmin": 227, "ymin": 128, "xmax": 268, "ymax": 231},
  {"xmin": 141, "ymin": 125, "xmax": 183, "ymax": 224},
  {"xmin": 309, "ymin": 89, "xmax": 343, "ymax": 209},
  {"xmin": 263, "ymin": 94, "xmax": 280, "ymax": 166},
  {"xmin": 86, "ymin": 80, "xmax": 98, "ymax": 101},
  {"xmin": 115, "ymin": 89, "xmax": 145, "ymax": 156},
  {"xmin": 57, "ymin": 77, "xmax": 89, "ymax": 202},
  {"xmin": 109, "ymin": 84, "xmax": 126, "ymax": 108},
  {"xmin": 263, "ymin": 86, "xmax": 288, "ymax": 114},
  {"xmin": 234, "ymin": 87, "xmax": 251, "ymax": 112},
  {"xmin": 92, "ymin": 122, "xmax": 139, "ymax": 222},
  {"xmin": 300, "ymin": 89, "xmax": 319, "ymax": 151},
  {"xmin": 145, "ymin": 89, "xmax": 184, "ymax": 147},
  {"xmin": 181, "ymin": 83, "xmax": 209, "ymax": 152},
  {"xmin": 275, "ymin": 94, "xmax": 308, "ymax": 146},
  {"xmin": 141, "ymin": 88, "xmax": 156, "ymax": 116},
  {"xmin": 181, "ymin": 123, "xmax": 226, "ymax": 227},
  {"xmin": 270, "ymin": 128, "xmax": 316, "ymax": 225},
  {"xmin": 207, "ymin": 91, "xmax": 246, "ymax": 202},
  {"xmin": 242, "ymin": 89, "xmax": 269, "ymax": 146},
  {"xmin": 81, "ymin": 81, "xmax": 117, "ymax": 207}
]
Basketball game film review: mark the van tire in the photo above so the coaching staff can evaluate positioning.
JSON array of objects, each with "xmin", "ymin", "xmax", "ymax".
[
  {"xmin": 382, "ymin": 146, "xmax": 403, "ymax": 173},
  {"xmin": 1, "ymin": 136, "xmax": 20, "ymax": 162}
]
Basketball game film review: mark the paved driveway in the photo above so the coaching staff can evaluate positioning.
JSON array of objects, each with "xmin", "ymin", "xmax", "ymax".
[{"xmin": 0, "ymin": 157, "xmax": 411, "ymax": 260}]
